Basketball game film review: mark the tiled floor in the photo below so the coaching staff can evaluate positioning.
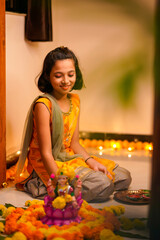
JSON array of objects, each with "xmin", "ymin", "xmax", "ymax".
[{"xmin": 0, "ymin": 148, "xmax": 152, "ymax": 239}]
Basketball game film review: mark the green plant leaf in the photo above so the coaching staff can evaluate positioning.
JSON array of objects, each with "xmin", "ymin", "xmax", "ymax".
[{"xmin": 5, "ymin": 203, "xmax": 16, "ymax": 208}]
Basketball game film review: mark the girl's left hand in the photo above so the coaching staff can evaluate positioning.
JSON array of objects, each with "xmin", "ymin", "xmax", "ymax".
[{"xmin": 86, "ymin": 157, "xmax": 113, "ymax": 180}]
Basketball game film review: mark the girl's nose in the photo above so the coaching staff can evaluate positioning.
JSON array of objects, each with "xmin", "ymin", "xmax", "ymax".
[{"xmin": 62, "ymin": 75, "xmax": 69, "ymax": 84}]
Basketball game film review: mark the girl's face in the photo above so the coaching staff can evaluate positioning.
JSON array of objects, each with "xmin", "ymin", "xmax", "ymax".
[
  {"xmin": 50, "ymin": 59, "xmax": 76, "ymax": 98},
  {"xmin": 58, "ymin": 175, "xmax": 68, "ymax": 186}
]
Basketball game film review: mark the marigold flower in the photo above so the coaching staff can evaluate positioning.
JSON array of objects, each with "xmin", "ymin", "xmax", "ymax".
[
  {"xmin": 100, "ymin": 228, "xmax": 123, "ymax": 240},
  {"xmin": 109, "ymin": 205, "xmax": 125, "ymax": 216},
  {"xmin": 103, "ymin": 206, "xmax": 114, "ymax": 214},
  {"xmin": 2, "ymin": 194, "xmax": 123, "ymax": 240},
  {"xmin": 81, "ymin": 200, "xmax": 88, "ymax": 207},
  {"xmin": 3, "ymin": 207, "xmax": 16, "ymax": 218},
  {"xmin": 39, "ymin": 227, "xmax": 48, "ymax": 237},
  {"xmin": 25, "ymin": 200, "xmax": 32, "ymax": 207},
  {"xmin": 65, "ymin": 194, "xmax": 72, "ymax": 203},
  {"xmin": 120, "ymin": 216, "xmax": 133, "ymax": 230},
  {"xmin": 52, "ymin": 197, "xmax": 66, "ymax": 209},
  {"xmin": 53, "ymin": 238, "xmax": 66, "ymax": 240},
  {"xmin": 0, "ymin": 204, "xmax": 6, "ymax": 216},
  {"xmin": 57, "ymin": 165, "xmax": 75, "ymax": 180},
  {"xmin": 0, "ymin": 222, "xmax": 5, "ymax": 233},
  {"xmin": 33, "ymin": 207, "xmax": 46, "ymax": 219},
  {"xmin": 12, "ymin": 231, "xmax": 27, "ymax": 240},
  {"xmin": 133, "ymin": 218, "xmax": 145, "ymax": 230},
  {"xmin": 31, "ymin": 229, "xmax": 44, "ymax": 240}
]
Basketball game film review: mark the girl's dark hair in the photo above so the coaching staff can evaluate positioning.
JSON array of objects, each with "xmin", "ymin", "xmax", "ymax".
[{"xmin": 37, "ymin": 47, "xmax": 84, "ymax": 93}]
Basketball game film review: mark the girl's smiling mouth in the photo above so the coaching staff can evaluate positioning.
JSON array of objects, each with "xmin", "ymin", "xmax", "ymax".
[{"xmin": 60, "ymin": 84, "xmax": 71, "ymax": 90}]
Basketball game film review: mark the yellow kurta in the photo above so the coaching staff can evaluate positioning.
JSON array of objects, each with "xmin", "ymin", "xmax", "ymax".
[{"xmin": 23, "ymin": 93, "xmax": 116, "ymax": 186}]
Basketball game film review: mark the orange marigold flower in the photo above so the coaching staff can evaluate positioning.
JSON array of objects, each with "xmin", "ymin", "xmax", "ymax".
[
  {"xmin": 17, "ymin": 223, "xmax": 32, "ymax": 239},
  {"xmin": 5, "ymin": 219, "xmax": 17, "ymax": 234},
  {"xmin": 47, "ymin": 233, "xmax": 61, "ymax": 240},
  {"xmin": 30, "ymin": 230, "xmax": 44, "ymax": 240},
  {"xmin": 89, "ymin": 225, "xmax": 104, "ymax": 240},
  {"xmin": 103, "ymin": 222, "xmax": 114, "ymax": 231},
  {"xmin": 103, "ymin": 211, "xmax": 120, "ymax": 231},
  {"xmin": 79, "ymin": 225, "xmax": 90, "ymax": 238}
]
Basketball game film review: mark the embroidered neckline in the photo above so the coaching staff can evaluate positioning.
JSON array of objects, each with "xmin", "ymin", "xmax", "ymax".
[{"xmin": 62, "ymin": 95, "xmax": 73, "ymax": 116}]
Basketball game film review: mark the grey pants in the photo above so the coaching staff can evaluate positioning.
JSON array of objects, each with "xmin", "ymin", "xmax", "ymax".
[
  {"xmin": 74, "ymin": 165, "xmax": 132, "ymax": 202},
  {"xmin": 24, "ymin": 166, "xmax": 131, "ymax": 202}
]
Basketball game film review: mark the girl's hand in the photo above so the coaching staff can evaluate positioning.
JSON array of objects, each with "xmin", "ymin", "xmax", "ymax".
[{"xmin": 86, "ymin": 158, "xmax": 113, "ymax": 180}]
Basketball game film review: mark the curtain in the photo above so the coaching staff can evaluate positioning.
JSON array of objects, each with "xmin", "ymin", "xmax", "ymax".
[{"xmin": 25, "ymin": 0, "xmax": 52, "ymax": 41}]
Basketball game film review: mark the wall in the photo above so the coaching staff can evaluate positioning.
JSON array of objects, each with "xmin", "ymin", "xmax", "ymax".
[{"xmin": 6, "ymin": 0, "xmax": 155, "ymax": 154}]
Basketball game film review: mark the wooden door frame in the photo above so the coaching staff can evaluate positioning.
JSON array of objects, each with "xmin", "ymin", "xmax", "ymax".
[{"xmin": 0, "ymin": 0, "xmax": 6, "ymax": 187}]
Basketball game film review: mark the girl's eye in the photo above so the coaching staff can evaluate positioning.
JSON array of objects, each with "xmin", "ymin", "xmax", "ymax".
[
  {"xmin": 54, "ymin": 75, "xmax": 62, "ymax": 78},
  {"xmin": 68, "ymin": 74, "xmax": 74, "ymax": 78}
]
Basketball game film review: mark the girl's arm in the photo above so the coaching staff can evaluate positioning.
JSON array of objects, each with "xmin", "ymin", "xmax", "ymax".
[
  {"xmin": 34, "ymin": 103, "xmax": 58, "ymax": 177},
  {"xmin": 70, "ymin": 114, "xmax": 109, "ymax": 175}
]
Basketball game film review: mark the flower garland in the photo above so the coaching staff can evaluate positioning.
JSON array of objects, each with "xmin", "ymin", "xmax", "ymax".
[
  {"xmin": 0, "ymin": 200, "xmax": 126, "ymax": 240},
  {"xmin": 0, "ymin": 200, "xmax": 148, "ymax": 240}
]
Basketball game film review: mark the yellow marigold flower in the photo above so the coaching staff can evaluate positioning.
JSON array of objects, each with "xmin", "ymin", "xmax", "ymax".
[
  {"xmin": 100, "ymin": 229, "xmax": 124, "ymax": 240},
  {"xmin": 67, "ymin": 226, "xmax": 81, "ymax": 233},
  {"xmin": 17, "ymin": 218, "xmax": 26, "ymax": 224},
  {"xmin": 109, "ymin": 205, "xmax": 123, "ymax": 216},
  {"xmin": 39, "ymin": 228, "xmax": 48, "ymax": 237},
  {"xmin": 0, "ymin": 204, "xmax": 6, "ymax": 216},
  {"xmin": 53, "ymin": 238, "xmax": 66, "ymax": 240},
  {"xmin": 4, "ymin": 238, "xmax": 12, "ymax": 240},
  {"xmin": 120, "ymin": 216, "xmax": 134, "ymax": 230},
  {"xmin": 45, "ymin": 226, "xmax": 58, "ymax": 237},
  {"xmin": 2, "ymin": 206, "xmax": 15, "ymax": 218},
  {"xmin": 33, "ymin": 206, "xmax": 45, "ymax": 213},
  {"xmin": 25, "ymin": 200, "xmax": 32, "ymax": 206},
  {"xmin": 26, "ymin": 221, "xmax": 36, "ymax": 231},
  {"xmin": 100, "ymin": 229, "xmax": 114, "ymax": 239},
  {"xmin": 29, "ymin": 199, "xmax": 44, "ymax": 206},
  {"xmin": 57, "ymin": 165, "xmax": 75, "ymax": 180},
  {"xmin": 6, "ymin": 207, "xmax": 16, "ymax": 216},
  {"xmin": 133, "ymin": 219, "xmax": 145, "ymax": 230},
  {"xmin": 117, "ymin": 205, "xmax": 125, "ymax": 214},
  {"xmin": 2, "ymin": 208, "xmax": 7, "ymax": 218},
  {"xmin": 85, "ymin": 221, "xmax": 95, "ymax": 228},
  {"xmin": 36, "ymin": 200, "xmax": 44, "ymax": 205},
  {"xmin": 65, "ymin": 194, "xmax": 72, "ymax": 203},
  {"xmin": 0, "ymin": 222, "xmax": 4, "ymax": 233},
  {"xmin": 12, "ymin": 232, "xmax": 27, "ymax": 240},
  {"xmin": 81, "ymin": 200, "xmax": 88, "ymax": 207},
  {"xmin": 52, "ymin": 196, "xmax": 66, "ymax": 209},
  {"xmin": 103, "ymin": 206, "xmax": 113, "ymax": 214}
]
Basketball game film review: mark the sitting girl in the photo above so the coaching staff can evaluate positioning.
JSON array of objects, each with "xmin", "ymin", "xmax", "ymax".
[{"xmin": 16, "ymin": 46, "xmax": 131, "ymax": 202}]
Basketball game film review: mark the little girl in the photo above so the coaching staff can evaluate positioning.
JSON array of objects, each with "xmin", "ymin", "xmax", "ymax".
[{"xmin": 16, "ymin": 46, "xmax": 131, "ymax": 202}]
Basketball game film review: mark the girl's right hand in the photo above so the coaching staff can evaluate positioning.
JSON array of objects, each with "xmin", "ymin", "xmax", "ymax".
[{"xmin": 86, "ymin": 157, "xmax": 113, "ymax": 180}]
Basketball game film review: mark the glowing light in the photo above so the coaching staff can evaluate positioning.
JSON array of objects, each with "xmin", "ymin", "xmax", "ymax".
[
  {"xmin": 20, "ymin": 173, "xmax": 23, "ymax": 177},
  {"xmin": 128, "ymin": 154, "xmax": 132, "ymax": 158},
  {"xmin": 145, "ymin": 144, "xmax": 153, "ymax": 151},
  {"xmin": 128, "ymin": 147, "xmax": 134, "ymax": 152},
  {"xmin": 16, "ymin": 150, "xmax": 21, "ymax": 155},
  {"xmin": 99, "ymin": 151, "xmax": 103, "ymax": 156},
  {"xmin": 113, "ymin": 144, "xmax": 117, "ymax": 149},
  {"xmin": 98, "ymin": 146, "xmax": 103, "ymax": 150},
  {"xmin": 111, "ymin": 141, "xmax": 121, "ymax": 150}
]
